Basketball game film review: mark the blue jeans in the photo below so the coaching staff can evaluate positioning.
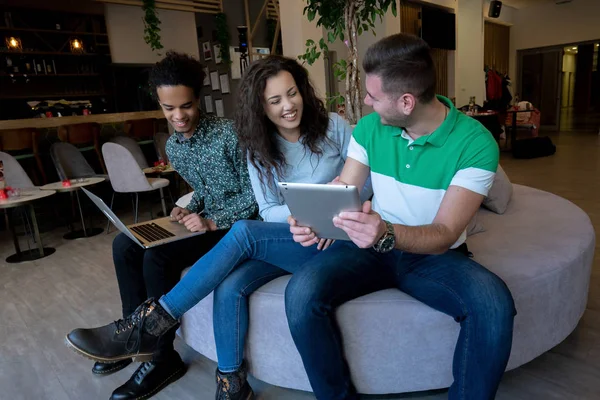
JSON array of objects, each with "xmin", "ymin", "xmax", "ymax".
[
  {"xmin": 284, "ymin": 241, "xmax": 516, "ymax": 400},
  {"xmin": 159, "ymin": 218, "xmax": 318, "ymax": 325}
]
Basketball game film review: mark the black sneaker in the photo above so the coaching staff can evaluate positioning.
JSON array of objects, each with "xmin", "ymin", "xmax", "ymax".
[
  {"xmin": 65, "ymin": 298, "xmax": 178, "ymax": 363},
  {"xmin": 92, "ymin": 359, "xmax": 132, "ymax": 376},
  {"xmin": 215, "ymin": 362, "xmax": 254, "ymax": 400},
  {"xmin": 110, "ymin": 353, "xmax": 186, "ymax": 400}
]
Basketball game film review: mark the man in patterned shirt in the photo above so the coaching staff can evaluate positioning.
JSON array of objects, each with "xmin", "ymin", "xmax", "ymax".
[{"xmin": 94, "ymin": 51, "xmax": 258, "ymax": 400}]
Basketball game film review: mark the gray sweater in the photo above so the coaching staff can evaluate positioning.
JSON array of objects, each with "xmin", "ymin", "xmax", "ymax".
[{"xmin": 247, "ymin": 113, "xmax": 370, "ymax": 223}]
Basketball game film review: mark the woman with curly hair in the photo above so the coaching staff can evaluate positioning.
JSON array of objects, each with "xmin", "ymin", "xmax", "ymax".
[{"xmin": 66, "ymin": 55, "xmax": 369, "ymax": 399}]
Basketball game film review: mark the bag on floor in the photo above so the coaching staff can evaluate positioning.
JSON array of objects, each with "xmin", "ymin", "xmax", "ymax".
[{"xmin": 512, "ymin": 136, "xmax": 556, "ymax": 159}]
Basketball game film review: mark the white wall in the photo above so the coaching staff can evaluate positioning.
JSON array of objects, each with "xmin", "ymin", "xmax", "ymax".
[
  {"xmin": 400, "ymin": 0, "xmax": 516, "ymax": 104},
  {"xmin": 105, "ymin": 4, "xmax": 199, "ymax": 64},
  {"xmin": 419, "ymin": 0, "xmax": 455, "ymax": 10},
  {"xmin": 455, "ymin": 0, "xmax": 485, "ymax": 106},
  {"xmin": 484, "ymin": 0, "xmax": 516, "ymax": 25},
  {"xmin": 279, "ymin": 0, "xmax": 327, "ymax": 99},
  {"xmin": 509, "ymin": 0, "xmax": 600, "ymax": 84},
  {"xmin": 319, "ymin": 0, "xmax": 400, "ymax": 114}
]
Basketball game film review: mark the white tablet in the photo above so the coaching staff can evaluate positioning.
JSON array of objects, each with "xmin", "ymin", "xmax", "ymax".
[{"xmin": 277, "ymin": 182, "xmax": 362, "ymax": 241}]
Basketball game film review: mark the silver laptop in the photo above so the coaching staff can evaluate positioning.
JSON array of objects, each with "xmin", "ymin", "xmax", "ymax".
[{"xmin": 82, "ymin": 187, "xmax": 204, "ymax": 248}]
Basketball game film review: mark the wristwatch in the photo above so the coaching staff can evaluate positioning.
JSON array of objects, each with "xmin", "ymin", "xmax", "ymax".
[{"xmin": 373, "ymin": 220, "xmax": 396, "ymax": 253}]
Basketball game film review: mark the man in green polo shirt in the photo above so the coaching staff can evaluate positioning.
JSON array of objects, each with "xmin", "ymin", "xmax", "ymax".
[{"xmin": 286, "ymin": 33, "xmax": 516, "ymax": 400}]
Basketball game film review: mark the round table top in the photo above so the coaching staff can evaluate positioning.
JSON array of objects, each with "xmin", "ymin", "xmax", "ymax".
[
  {"xmin": 464, "ymin": 110, "xmax": 498, "ymax": 117},
  {"xmin": 0, "ymin": 188, "xmax": 56, "ymax": 209},
  {"xmin": 143, "ymin": 166, "xmax": 176, "ymax": 175},
  {"xmin": 40, "ymin": 177, "xmax": 105, "ymax": 192}
]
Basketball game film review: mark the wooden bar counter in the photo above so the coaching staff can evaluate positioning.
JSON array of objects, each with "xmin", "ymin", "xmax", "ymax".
[{"xmin": 0, "ymin": 110, "xmax": 165, "ymax": 130}]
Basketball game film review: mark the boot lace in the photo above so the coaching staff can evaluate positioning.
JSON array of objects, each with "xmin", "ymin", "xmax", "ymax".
[
  {"xmin": 133, "ymin": 361, "xmax": 155, "ymax": 385},
  {"xmin": 113, "ymin": 301, "xmax": 153, "ymax": 354}
]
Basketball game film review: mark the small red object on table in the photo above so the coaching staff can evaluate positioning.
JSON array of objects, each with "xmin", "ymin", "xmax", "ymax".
[
  {"xmin": 62, "ymin": 179, "xmax": 72, "ymax": 187},
  {"xmin": 0, "ymin": 189, "xmax": 7, "ymax": 199}
]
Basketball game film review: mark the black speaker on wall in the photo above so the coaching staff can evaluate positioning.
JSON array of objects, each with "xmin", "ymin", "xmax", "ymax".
[{"xmin": 488, "ymin": 0, "xmax": 502, "ymax": 18}]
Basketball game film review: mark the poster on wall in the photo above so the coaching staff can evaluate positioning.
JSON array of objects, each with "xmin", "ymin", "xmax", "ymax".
[
  {"xmin": 202, "ymin": 42, "xmax": 212, "ymax": 61},
  {"xmin": 214, "ymin": 44, "xmax": 222, "ymax": 64},
  {"xmin": 203, "ymin": 67, "xmax": 210, "ymax": 86},
  {"xmin": 204, "ymin": 95, "xmax": 213, "ymax": 113},
  {"xmin": 210, "ymin": 71, "xmax": 220, "ymax": 91},
  {"xmin": 215, "ymin": 99, "xmax": 224, "ymax": 117},
  {"xmin": 219, "ymin": 74, "xmax": 230, "ymax": 94}
]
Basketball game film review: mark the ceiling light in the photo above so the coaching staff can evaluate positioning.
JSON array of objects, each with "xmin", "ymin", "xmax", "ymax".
[
  {"xmin": 5, "ymin": 36, "xmax": 22, "ymax": 51},
  {"xmin": 70, "ymin": 38, "xmax": 84, "ymax": 53}
]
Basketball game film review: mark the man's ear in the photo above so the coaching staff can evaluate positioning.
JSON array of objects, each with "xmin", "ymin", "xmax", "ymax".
[{"xmin": 396, "ymin": 93, "xmax": 417, "ymax": 116}]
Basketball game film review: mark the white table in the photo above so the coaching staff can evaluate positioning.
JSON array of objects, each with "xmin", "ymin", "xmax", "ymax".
[
  {"xmin": 40, "ymin": 177, "xmax": 105, "ymax": 239},
  {"xmin": 0, "ymin": 188, "xmax": 57, "ymax": 263}
]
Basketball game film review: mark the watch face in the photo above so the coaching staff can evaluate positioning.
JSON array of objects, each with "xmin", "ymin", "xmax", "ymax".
[{"xmin": 381, "ymin": 235, "xmax": 395, "ymax": 252}]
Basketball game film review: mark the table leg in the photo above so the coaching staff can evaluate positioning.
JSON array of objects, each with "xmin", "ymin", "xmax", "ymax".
[
  {"xmin": 6, "ymin": 209, "xmax": 21, "ymax": 255},
  {"xmin": 76, "ymin": 189, "xmax": 88, "ymax": 237},
  {"xmin": 6, "ymin": 205, "xmax": 56, "ymax": 263},
  {"xmin": 29, "ymin": 204, "xmax": 44, "ymax": 257},
  {"xmin": 63, "ymin": 189, "xmax": 103, "ymax": 240},
  {"xmin": 159, "ymin": 188, "xmax": 167, "ymax": 217},
  {"xmin": 511, "ymin": 112, "xmax": 517, "ymax": 152}
]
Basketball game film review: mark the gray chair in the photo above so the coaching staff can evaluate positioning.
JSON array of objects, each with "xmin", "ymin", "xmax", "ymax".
[
  {"xmin": 0, "ymin": 151, "xmax": 42, "ymax": 255},
  {"xmin": 0, "ymin": 151, "xmax": 35, "ymax": 188},
  {"xmin": 101, "ymin": 143, "xmax": 170, "ymax": 228},
  {"xmin": 109, "ymin": 136, "xmax": 149, "ymax": 169},
  {"xmin": 153, "ymin": 132, "xmax": 170, "ymax": 164},
  {"xmin": 49, "ymin": 142, "xmax": 107, "ymax": 181}
]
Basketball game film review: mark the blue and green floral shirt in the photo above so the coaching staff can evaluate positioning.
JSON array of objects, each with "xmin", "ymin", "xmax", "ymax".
[{"xmin": 166, "ymin": 114, "xmax": 258, "ymax": 229}]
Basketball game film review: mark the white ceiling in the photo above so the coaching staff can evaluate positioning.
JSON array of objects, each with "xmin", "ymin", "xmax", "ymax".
[{"xmin": 501, "ymin": 0, "xmax": 557, "ymax": 9}]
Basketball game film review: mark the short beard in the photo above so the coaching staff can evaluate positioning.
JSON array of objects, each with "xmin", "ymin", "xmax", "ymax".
[{"xmin": 382, "ymin": 110, "xmax": 411, "ymax": 128}]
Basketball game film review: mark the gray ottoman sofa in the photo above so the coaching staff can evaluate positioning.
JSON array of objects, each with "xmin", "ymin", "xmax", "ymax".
[{"xmin": 178, "ymin": 177, "xmax": 595, "ymax": 395}]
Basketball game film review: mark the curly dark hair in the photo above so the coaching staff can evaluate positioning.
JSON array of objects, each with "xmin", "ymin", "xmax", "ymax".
[
  {"xmin": 235, "ymin": 55, "xmax": 329, "ymax": 193},
  {"xmin": 149, "ymin": 51, "xmax": 205, "ymax": 99}
]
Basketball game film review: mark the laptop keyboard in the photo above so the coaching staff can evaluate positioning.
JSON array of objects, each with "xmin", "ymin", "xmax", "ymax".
[{"xmin": 131, "ymin": 223, "xmax": 176, "ymax": 243}]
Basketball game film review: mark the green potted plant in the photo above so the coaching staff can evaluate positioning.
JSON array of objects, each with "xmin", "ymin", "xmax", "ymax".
[
  {"xmin": 299, "ymin": 0, "xmax": 397, "ymax": 125},
  {"xmin": 142, "ymin": 0, "xmax": 163, "ymax": 53}
]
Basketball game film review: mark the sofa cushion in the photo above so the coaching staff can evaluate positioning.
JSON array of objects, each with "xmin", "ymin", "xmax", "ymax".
[
  {"xmin": 179, "ymin": 184, "xmax": 595, "ymax": 395},
  {"xmin": 483, "ymin": 165, "xmax": 512, "ymax": 214},
  {"xmin": 466, "ymin": 212, "xmax": 485, "ymax": 236}
]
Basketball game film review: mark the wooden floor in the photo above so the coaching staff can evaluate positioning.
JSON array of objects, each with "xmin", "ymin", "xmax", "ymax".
[{"xmin": 1, "ymin": 131, "xmax": 600, "ymax": 400}]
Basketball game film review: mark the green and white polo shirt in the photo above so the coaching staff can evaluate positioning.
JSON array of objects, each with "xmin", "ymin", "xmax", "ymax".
[{"xmin": 347, "ymin": 95, "xmax": 499, "ymax": 248}]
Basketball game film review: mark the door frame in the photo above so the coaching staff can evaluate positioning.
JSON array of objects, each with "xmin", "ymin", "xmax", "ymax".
[
  {"xmin": 516, "ymin": 38, "xmax": 600, "ymax": 131},
  {"xmin": 517, "ymin": 47, "xmax": 563, "ymax": 131}
]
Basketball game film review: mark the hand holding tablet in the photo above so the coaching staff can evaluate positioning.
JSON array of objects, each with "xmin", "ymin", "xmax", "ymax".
[{"xmin": 278, "ymin": 182, "xmax": 362, "ymax": 242}]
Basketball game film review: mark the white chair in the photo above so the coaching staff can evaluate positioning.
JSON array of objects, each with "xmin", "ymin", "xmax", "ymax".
[
  {"xmin": 0, "ymin": 151, "xmax": 44, "ymax": 255},
  {"xmin": 49, "ymin": 142, "xmax": 108, "ymax": 181},
  {"xmin": 153, "ymin": 131, "xmax": 170, "ymax": 164},
  {"xmin": 101, "ymin": 143, "xmax": 170, "ymax": 229},
  {"xmin": 109, "ymin": 136, "xmax": 149, "ymax": 169},
  {"xmin": 0, "ymin": 151, "xmax": 35, "ymax": 188}
]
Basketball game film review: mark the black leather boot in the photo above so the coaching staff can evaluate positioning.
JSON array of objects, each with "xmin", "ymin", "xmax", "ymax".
[
  {"xmin": 92, "ymin": 359, "xmax": 132, "ymax": 375},
  {"xmin": 109, "ymin": 352, "xmax": 186, "ymax": 400},
  {"xmin": 65, "ymin": 298, "xmax": 178, "ymax": 363},
  {"xmin": 215, "ymin": 362, "xmax": 254, "ymax": 400}
]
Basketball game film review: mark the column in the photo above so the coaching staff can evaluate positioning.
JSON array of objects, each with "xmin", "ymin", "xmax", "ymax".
[
  {"xmin": 279, "ymin": 0, "xmax": 327, "ymax": 99},
  {"xmin": 455, "ymin": 0, "xmax": 485, "ymax": 106}
]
